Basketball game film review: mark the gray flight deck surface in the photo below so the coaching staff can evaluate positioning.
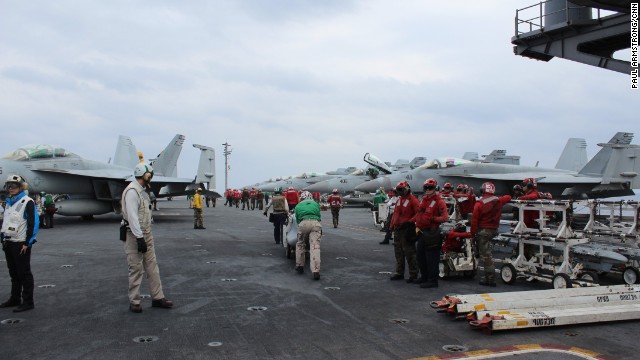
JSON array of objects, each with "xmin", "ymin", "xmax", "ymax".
[{"xmin": 1, "ymin": 200, "xmax": 639, "ymax": 360}]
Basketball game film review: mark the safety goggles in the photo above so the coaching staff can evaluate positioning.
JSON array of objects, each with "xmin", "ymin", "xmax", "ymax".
[
  {"xmin": 5, "ymin": 183, "xmax": 20, "ymax": 190},
  {"xmin": 424, "ymin": 185, "xmax": 436, "ymax": 191}
]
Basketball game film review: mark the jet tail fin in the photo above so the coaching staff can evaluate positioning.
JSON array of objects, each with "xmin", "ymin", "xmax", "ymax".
[
  {"xmin": 113, "ymin": 135, "xmax": 139, "ymax": 169},
  {"xmin": 585, "ymin": 142, "xmax": 640, "ymax": 195},
  {"xmin": 193, "ymin": 144, "xmax": 215, "ymax": 190},
  {"xmin": 482, "ymin": 150, "xmax": 521, "ymax": 165},
  {"xmin": 462, "ymin": 152, "xmax": 479, "ymax": 161},
  {"xmin": 555, "ymin": 138, "xmax": 588, "ymax": 171},
  {"xmin": 578, "ymin": 132, "xmax": 633, "ymax": 176},
  {"xmin": 150, "ymin": 134, "xmax": 185, "ymax": 177}
]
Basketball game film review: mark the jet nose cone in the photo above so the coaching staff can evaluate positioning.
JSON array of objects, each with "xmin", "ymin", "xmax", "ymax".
[{"xmin": 355, "ymin": 179, "xmax": 380, "ymax": 193}]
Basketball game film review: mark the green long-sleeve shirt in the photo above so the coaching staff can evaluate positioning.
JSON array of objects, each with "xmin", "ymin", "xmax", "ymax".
[{"xmin": 295, "ymin": 199, "xmax": 321, "ymax": 224}]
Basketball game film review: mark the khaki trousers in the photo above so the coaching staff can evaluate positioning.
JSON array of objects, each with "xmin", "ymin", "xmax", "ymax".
[
  {"xmin": 125, "ymin": 231, "xmax": 165, "ymax": 304},
  {"xmin": 296, "ymin": 219, "xmax": 322, "ymax": 272}
]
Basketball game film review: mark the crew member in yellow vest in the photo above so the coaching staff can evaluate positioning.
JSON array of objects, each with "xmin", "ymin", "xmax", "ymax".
[{"xmin": 193, "ymin": 188, "xmax": 205, "ymax": 229}]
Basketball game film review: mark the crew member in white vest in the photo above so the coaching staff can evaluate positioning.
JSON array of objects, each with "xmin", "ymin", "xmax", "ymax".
[
  {"xmin": 122, "ymin": 163, "xmax": 173, "ymax": 313},
  {"xmin": 0, "ymin": 175, "xmax": 39, "ymax": 312}
]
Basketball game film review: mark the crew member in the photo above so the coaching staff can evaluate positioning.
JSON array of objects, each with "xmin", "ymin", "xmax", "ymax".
[
  {"xmin": 193, "ymin": 188, "xmax": 205, "ymax": 229},
  {"xmin": 327, "ymin": 188, "xmax": 342, "ymax": 228},
  {"xmin": 224, "ymin": 188, "xmax": 233, "ymax": 207},
  {"xmin": 518, "ymin": 178, "xmax": 541, "ymax": 228},
  {"xmin": 455, "ymin": 184, "xmax": 475, "ymax": 220},
  {"xmin": 470, "ymin": 182, "xmax": 511, "ymax": 287},
  {"xmin": 249, "ymin": 188, "xmax": 258, "ymax": 210},
  {"xmin": 388, "ymin": 181, "xmax": 420, "ymax": 282},
  {"xmin": 379, "ymin": 189, "xmax": 398, "ymax": 245},
  {"xmin": 121, "ymin": 163, "xmax": 173, "ymax": 313},
  {"xmin": 42, "ymin": 192, "xmax": 56, "ymax": 229},
  {"xmin": 294, "ymin": 191, "xmax": 322, "ymax": 280},
  {"xmin": 512, "ymin": 184, "xmax": 524, "ymax": 198},
  {"xmin": 264, "ymin": 187, "xmax": 289, "ymax": 244},
  {"xmin": 256, "ymin": 190, "xmax": 265, "ymax": 210},
  {"xmin": 371, "ymin": 189, "xmax": 388, "ymax": 224},
  {"xmin": 440, "ymin": 182, "xmax": 454, "ymax": 197},
  {"xmin": 241, "ymin": 188, "xmax": 250, "ymax": 210},
  {"xmin": 442, "ymin": 221, "xmax": 472, "ymax": 259},
  {"xmin": 285, "ymin": 187, "xmax": 300, "ymax": 211},
  {"xmin": 0, "ymin": 175, "xmax": 39, "ymax": 312},
  {"xmin": 412, "ymin": 178, "xmax": 448, "ymax": 288},
  {"xmin": 232, "ymin": 188, "xmax": 241, "ymax": 208}
]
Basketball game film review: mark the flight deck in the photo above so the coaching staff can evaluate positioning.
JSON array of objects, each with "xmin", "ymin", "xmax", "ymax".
[{"xmin": 1, "ymin": 200, "xmax": 638, "ymax": 360}]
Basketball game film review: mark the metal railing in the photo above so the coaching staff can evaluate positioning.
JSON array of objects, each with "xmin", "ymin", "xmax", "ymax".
[{"xmin": 515, "ymin": 0, "xmax": 602, "ymax": 36}]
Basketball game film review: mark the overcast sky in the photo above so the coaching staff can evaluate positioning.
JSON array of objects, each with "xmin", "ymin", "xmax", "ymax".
[{"xmin": 1, "ymin": 1, "xmax": 637, "ymax": 191}]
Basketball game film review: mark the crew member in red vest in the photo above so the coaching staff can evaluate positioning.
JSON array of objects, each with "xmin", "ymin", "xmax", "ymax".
[
  {"xmin": 411, "ymin": 178, "xmax": 448, "ymax": 288},
  {"xmin": 285, "ymin": 187, "xmax": 300, "ymax": 211},
  {"xmin": 327, "ymin": 189, "xmax": 343, "ymax": 228},
  {"xmin": 470, "ymin": 182, "xmax": 511, "ymax": 286}
]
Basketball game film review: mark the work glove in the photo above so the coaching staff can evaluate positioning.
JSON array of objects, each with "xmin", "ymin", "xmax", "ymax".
[
  {"xmin": 263, "ymin": 212, "xmax": 267, "ymax": 217},
  {"xmin": 136, "ymin": 238, "xmax": 148, "ymax": 253}
]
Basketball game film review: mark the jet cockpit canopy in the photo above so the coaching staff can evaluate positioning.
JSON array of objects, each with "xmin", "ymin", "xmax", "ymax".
[
  {"xmin": 363, "ymin": 153, "xmax": 393, "ymax": 174},
  {"xmin": 421, "ymin": 157, "xmax": 471, "ymax": 169},
  {"xmin": 295, "ymin": 172, "xmax": 324, "ymax": 179},
  {"xmin": 2, "ymin": 144, "xmax": 72, "ymax": 161}
]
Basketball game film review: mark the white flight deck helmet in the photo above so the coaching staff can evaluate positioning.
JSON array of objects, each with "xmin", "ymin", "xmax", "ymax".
[
  {"xmin": 134, "ymin": 163, "xmax": 154, "ymax": 181},
  {"xmin": 300, "ymin": 191, "xmax": 313, "ymax": 201},
  {"xmin": 5, "ymin": 174, "xmax": 27, "ymax": 191}
]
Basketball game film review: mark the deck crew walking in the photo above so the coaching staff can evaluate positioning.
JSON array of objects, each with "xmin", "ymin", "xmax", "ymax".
[
  {"xmin": 264, "ymin": 187, "xmax": 289, "ymax": 244},
  {"xmin": 122, "ymin": 163, "xmax": 173, "ymax": 313},
  {"xmin": 327, "ymin": 189, "xmax": 342, "ymax": 228}
]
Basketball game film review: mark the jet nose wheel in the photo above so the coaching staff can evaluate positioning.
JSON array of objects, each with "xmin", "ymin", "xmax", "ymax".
[{"xmin": 623, "ymin": 267, "xmax": 640, "ymax": 285}]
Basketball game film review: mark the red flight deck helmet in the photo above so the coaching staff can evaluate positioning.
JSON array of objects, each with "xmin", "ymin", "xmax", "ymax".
[
  {"xmin": 423, "ymin": 178, "xmax": 437, "ymax": 191},
  {"xmin": 481, "ymin": 182, "xmax": 496, "ymax": 195}
]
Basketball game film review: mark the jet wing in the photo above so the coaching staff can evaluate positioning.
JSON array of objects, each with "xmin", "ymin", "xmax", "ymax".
[{"xmin": 33, "ymin": 168, "xmax": 132, "ymax": 180}]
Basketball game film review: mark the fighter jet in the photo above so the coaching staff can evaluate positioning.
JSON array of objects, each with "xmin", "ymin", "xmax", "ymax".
[
  {"xmin": 306, "ymin": 151, "xmax": 519, "ymax": 195},
  {"xmin": 0, "ymin": 134, "xmax": 217, "ymax": 217},
  {"xmin": 304, "ymin": 167, "xmax": 382, "ymax": 194},
  {"xmin": 253, "ymin": 172, "xmax": 339, "ymax": 192},
  {"xmin": 303, "ymin": 153, "xmax": 427, "ymax": 195},
  {"xmin": 354, "ymin": 132, "xmax": 639, "ymax": 199}
]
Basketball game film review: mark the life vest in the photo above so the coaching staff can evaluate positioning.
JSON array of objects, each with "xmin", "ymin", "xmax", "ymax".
[
  {"xmin": 121, "ymin": 182, "xmax": 152, "ymax": 234},
  {"xmin": 272, "ymin": 195, "xmax": 287, "ymax": 213},
  {"xmin": 1, "ymin": 196, "xmax": 33, "ymax": 242}
]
